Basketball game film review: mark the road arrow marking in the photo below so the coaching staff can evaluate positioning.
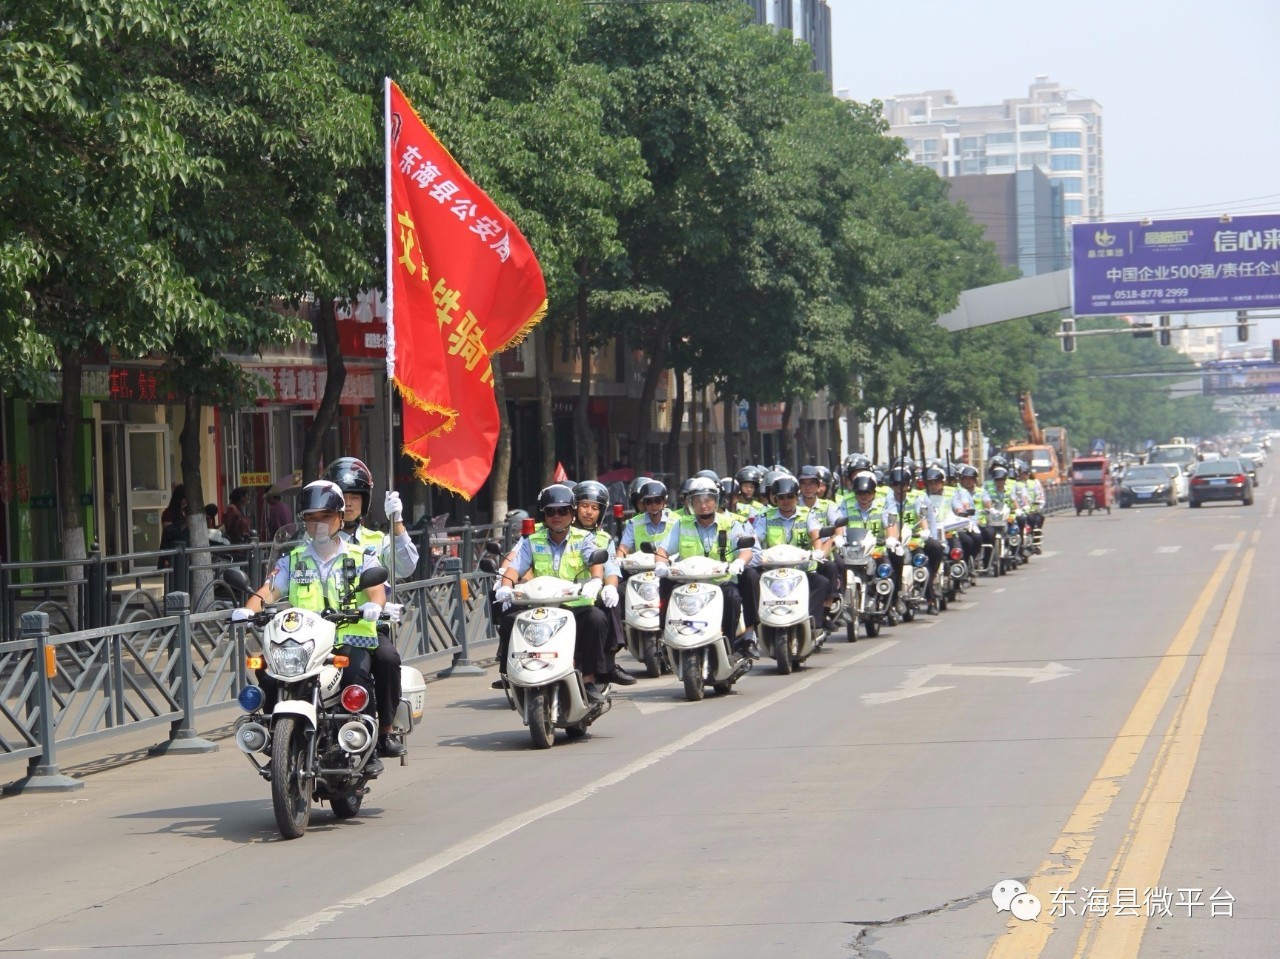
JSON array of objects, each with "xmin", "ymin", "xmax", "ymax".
[
  {"xmin": 862, "ymin": 661, "xmax": 1076, "ymax": 706},
  {"xmin": 1088, "ymin": 548, "xmax": 1115, "ymax": 557}
]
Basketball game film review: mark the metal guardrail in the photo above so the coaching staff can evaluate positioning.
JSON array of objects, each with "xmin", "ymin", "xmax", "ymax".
[{"xmin": 0, "ymin": 563, "xmax": 497, "ymax": 794}]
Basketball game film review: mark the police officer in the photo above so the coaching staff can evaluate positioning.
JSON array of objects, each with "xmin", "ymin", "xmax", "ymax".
[
  {"xmin": 323, "ymin": 456, "xmax": 418, "ymax": 759},
  {"xmin": 233, "ymin": 481, "xmax": 388, "ymax": 771},
  {"xmin": 842, "ymin": 473, "xmax": 902, "ymax": 622},
  {"xmin": 749, "ymin": 475, "xmax": 829, "ymax": 629},
  {"xmin": 572, "ymin": 480, "xmax": 634, "ymax": 686},
  {"xmin": 492, "ymin": 485, "xmax": 611, "ymax": 701}
]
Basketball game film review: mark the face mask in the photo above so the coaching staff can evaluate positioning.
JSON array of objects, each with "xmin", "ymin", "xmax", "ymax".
[{"xmin": 306, "ymin": 520, "xmax": 334, "ymax": 545}]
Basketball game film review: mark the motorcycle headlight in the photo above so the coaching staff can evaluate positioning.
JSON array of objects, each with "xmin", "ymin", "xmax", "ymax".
[
  {"xmin": 517, "ymin": 614, "xmax": 567, "ymax": 647},
  {"xmin": 764, "ymin": 570, "xmax": 801, "ymax": 598},
  {"xmin": 876, "ymin": 563, "xmax": 893, "ymax": 579},
  {"xmin": 267, "ymin": 639, "xmax": 313, "ymax": 678},
  {"xmin": 674, "ymin": 590, "xmax": 715, "ymax": 615},
  {"xmin": 634, "ymin": 580, "xmax": 660, "ymax": 603},
  {"xmin": 911, "ymin": 552, "xmax": 927, "ymax": 567}
]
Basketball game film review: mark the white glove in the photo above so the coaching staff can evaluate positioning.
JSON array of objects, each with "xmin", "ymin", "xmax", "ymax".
[
  {"xmin": 231, "ymin": 607, "xmax": 255, "ymax": 623},
  {"xmin": 885, "ymin": 536, "xmax": 901, "ymax": 552},
  {"xmin": 384, "ymin": 602, "xmax": 404, "ymax": 624},
  {"xmin": 727, "ymin": 559, "xmax": 745, "ymax": 577},
  {"xmin": 360, "ymin": 602, "xmax": 382, "ymax": 622},
  {"xmin": 494, "ymin": 584, "xmax": 513, "ymax": 605},
  {"xmin": 833, "ymin": 536, "xmax": 847, "ymax": 548},
  {"xmin": 579, "ymin": 578, "xmax": 603, "ymax": 601},
  {"xmin": 384, "ymin": 490, "xmax": 403, "ymax": 523},
  {"xmin": 653, "ymin": 563, "xmax": 670, "ymax": 578},
  {"xmin": 811, "ymin": 548, "xmax": 826, "ymax": 561},
  {"xmin": 601, "ymin": 584, "xmax": 619, "ymax": 608}
]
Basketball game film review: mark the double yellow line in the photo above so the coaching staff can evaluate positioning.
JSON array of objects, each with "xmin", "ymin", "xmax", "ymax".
[{"xmin": 987, "ymin": 530, "xmax": 1254, "ymax": 959}]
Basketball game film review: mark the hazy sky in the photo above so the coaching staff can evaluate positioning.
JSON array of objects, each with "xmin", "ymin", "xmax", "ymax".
[{"xmin": 829, "ymin": 0, "xmax": 1280, "ymax": 222}]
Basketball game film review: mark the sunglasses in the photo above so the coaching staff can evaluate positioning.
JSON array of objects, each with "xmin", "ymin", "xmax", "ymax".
[
  {"xmin": 543, "ymin": 506, "xmax": 573, "ymax": 516},
  {"xmin": 776, "ymin": 493, "xmax": 798, "ymax": 500},
  {"xmin": 642, "ymin": 496, "xmax": 665, "ymax": 505}
]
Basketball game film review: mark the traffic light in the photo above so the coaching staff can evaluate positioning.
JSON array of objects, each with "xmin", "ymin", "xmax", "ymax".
[
  {"xmin": 1237, "ymin": 310, "xmax": 1249, "ymax": 342},
  {"xmin": 1061, "ymin": 318, "xmax": 1076, "ymax": 353},
  {"xmin": 1158, "ymin": 314, "xmax": 1172, "ymax": 347}
]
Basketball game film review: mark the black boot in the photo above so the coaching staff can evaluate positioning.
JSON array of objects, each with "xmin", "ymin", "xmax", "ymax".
[{"xmin": 379, "ymin": 733, "xmax": 407, "ymax": 758}]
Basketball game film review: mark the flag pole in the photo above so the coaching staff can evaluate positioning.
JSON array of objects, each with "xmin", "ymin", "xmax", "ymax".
[{"xmin": 383, "ymin": 77, "xmax": 397, "ymax": 596}]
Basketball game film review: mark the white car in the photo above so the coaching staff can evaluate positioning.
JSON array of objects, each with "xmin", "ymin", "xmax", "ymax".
[
  {"xmin": 1159, "ymin": 463, "xmax": 1189, "ymax": 502},
  {"xmin": 1237, "ymin": 443, "xmax": 1267, "ymax": 468}
]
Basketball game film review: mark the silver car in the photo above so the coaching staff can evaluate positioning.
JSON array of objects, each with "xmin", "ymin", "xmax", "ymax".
[{"xmin": 1158, "ymin": 463, "xmax": 1189, "ymax": 501}]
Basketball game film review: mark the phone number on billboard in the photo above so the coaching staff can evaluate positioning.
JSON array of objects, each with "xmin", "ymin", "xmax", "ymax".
[{"xmin": 1111, "ymin": 288, "xmax": 1190, "ymax": 300}]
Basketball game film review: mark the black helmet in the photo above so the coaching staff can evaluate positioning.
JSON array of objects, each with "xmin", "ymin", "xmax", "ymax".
[
  {"xmin": 573, "ymin": 480, "xmax": 610, "ymax": 509},
  {"xmin": 923, "ymin": 466, "xmax": 946, "ymax": 484},
  {"xmin": 852, "ymin": 474, "xmax": 877, "ymax": 495},
  {"xmin": 815, "ymin": 466, "xmax": 833, "ymax": 489},
  {"xmin": 537, "ymin": 484, "xmax": 576, "ymax": 513},
  {"xmin": 735, "ymin": 465, "xmax": 764, "ymax": 488},
  {"xmin": 798, "ymin": 464, "xmax": 822, "ymax": 481},
  {"xmin": 678, "ymin": 477, "xmax": 698, "ymax": 505},
  {"xmin": 958, "ymin": 464, "xmax": 979, "ymax": 481},
  {"xmin": 888, "ymin": 467, "xmax": 912, "ymax": 487},
  {"xmin": 628, "ymin": 475, "xmax": 652, "ymax": 510},
  {"xmin": 298, "ymin": 480, "xmax": 345, "ymax": 517},
  {"xmin": 770, "ymin": 475, "xmax": 800, "ymax": 499},
  {"xmin": 719, "ymin": 476, "xmax": 739, "ymax": 503},
  {"xmin": 636, "ymin": 479, "xmax": 667, "ymax": 504},
  {"xmin": 323, "ymin": 456, "xmax": 374, "ymax": 514},
  {"xmin": 694, "ymin": 469, "xmax": 720, "ymax": 484},
  {"xmin": 990, "ymin": 466, "xmax": 1009, "ymax": 482},
  {"xmin": 988, "ymin": 455, "xmax": 1008, "ymax": 473},
  {"xmin": 843, "ymin": 454, "xmax": 871, "ymax": 477}
]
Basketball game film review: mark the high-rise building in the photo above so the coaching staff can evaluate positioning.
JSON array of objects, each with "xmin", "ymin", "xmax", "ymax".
[
  {"xmin": 746, "ymin": 0, "xmax": 833, "ymax": 87},
  {"xmin": 880, "ymin": 77, "xmax": 1104, "ymax": 224},
  {"xmin": 945, "ymin": 168, "xmax": 1067, "ymax": 276}
]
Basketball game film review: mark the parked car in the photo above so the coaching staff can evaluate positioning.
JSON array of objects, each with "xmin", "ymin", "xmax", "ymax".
[
  {"xmin": 1188, "ymin": 459, "xmax": 1255, "ymax": 507},
  {"xmin": 1119, "ymin": 465, "xmax": 1178, "ymax": 508}
]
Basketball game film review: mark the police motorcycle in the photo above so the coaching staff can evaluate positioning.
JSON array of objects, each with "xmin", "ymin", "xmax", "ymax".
[
  {"xmin": 621, "ymin": 545, "xmax": 670, "ymax": 678},
  {"xmin": 482, "ymin": 547, "xmax": 613, "ymax": 749},
  {"xmin": 896, "ymin": 523, "xmax": 931, "ymax": 623},
  {"xmin": 840, "ymin": 529, "xmax": 897, "ymax": 640},
  {"xmin": 939, "ymin": 517, "xmax": 975, "ymax": 603},
  {"xmin": 663, "ymin": 533, "xmax": 757, "ymax": 702},
  {"xmin": 980, "ymin": 503, "xmax": 1013, "ymax": 577},
  {"xmin": 756, "ymin": 524, "xmax": 842, "ymax": 675},
  {"xmin": 225, "ymin": 527, "xmax": 426, "ymax": 840}
]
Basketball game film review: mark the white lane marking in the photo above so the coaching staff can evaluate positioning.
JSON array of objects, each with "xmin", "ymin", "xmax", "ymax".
[
  {"xmin": 262, "ymin": 640, "xmax": 898, "ymax": 947},
  {"xmin": 863, "ymin": 661, "xmax": 1076, "ymax": 706},
  {"xmin": 1268, "ymin": 498, "xmax": 1276, "ymax": 519},
  {"xmin": 992, "ymin": 588, "xmax": 1006, "ymax": 594},
  {"xmin": 1212, "ymin": 543, "xmax": 1240, "ymax": 551},
  {"xmin": 1088, "ymin": 548, "xmax": 1115, "ymax": 557},
  {"xmin": 1155, "ymin": 546, "xmax": 1182, "ymax": 554}
]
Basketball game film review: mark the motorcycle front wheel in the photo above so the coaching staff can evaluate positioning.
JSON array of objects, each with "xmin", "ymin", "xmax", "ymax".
[
  {"xmin": 682, "ymin": 648, "xmax": 706, "ymax": 702},
  {"xmin": 642, "ymin": 635, "xmax": 663, "ymax": 679},
  {"xmin": 270, "ymin": 715, "xmax": 313, "ymax": 839},
  {"xmin": 774, "ymin": 627, "xmax": 794, "ymax": 675},
  {"xmin": 527, "ymin": 688, "xmax": 555, "ymax": 749}
]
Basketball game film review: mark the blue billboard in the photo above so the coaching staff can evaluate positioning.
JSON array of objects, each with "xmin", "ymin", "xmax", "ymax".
[{"xmin": 1072, "ymin": 213, "xmax": 1280, "ymax": 316}]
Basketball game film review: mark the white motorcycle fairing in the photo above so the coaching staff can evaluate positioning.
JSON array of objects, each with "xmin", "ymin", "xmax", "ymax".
[
  {"xmin": 663, "ymin": 556, "xmax": 752, "ymax": 701},
  {"xmin": 757, "ymin": 543, "xmax": 820, "ymax": 673}
]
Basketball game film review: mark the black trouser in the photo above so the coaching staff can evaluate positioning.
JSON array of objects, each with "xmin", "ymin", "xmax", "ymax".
[
  {"xmin": 1027, "ymin": 510, "xmax": 1044, "ymax": 530},
  {"xmin": 255, "ymin": 644, "xmax": 375, "ymax": 717},
  {"xmin": 496, "ymin": 605, "xmax": 610, "ymax": 679},
  {"xmin": 825, "ymin": 555, "xmax": 845, "ymax": 601},
  {"xmin": 736, "ymin": 568, "xmax": 761, "ymax": 629},
  {"xmin": 372, "ymin": 626, "xmax": 402, "ymax": 730},
  {"xmin": 954, "ymin": 530, "xmax": 981, "ymax": 563},
  {"xmin": 659, "ymin": 577, "xmax": 745, "ymax": 641}
]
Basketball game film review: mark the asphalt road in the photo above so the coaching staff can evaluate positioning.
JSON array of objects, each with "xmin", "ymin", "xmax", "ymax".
[{"xmin": 2, "ymin": 477, "xmax": 1276, "ymax": 959}]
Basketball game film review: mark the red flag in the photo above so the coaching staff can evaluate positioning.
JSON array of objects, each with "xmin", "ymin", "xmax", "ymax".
[
  {"xmin": 385, "ymin": 80, "xmax": 547, "ymax": 498},
  {"xmin": 552, "ymin": 461, "xmax": 568, "ymax": 484}
]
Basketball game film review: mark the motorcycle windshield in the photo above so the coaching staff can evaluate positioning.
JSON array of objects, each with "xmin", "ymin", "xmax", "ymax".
[{"xmin": 266, "ymin": 523, "xmax": 308, "ymax": 572}]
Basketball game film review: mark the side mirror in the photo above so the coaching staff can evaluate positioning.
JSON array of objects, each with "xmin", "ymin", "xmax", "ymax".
[
  {"xmin": 223, "ymin": 567, "xmax": 251, "ymax": 593},
  {"xmin": 478, "ymin": 557, "xmax": 498, "ymax": 575},
  {"xmin": 818, "ymin": 525, "xmax": 837, "ymax": 539},
  {"xmin": 639, "ymin": 541, "xmax": 656, "ymax": 554},
  {"xmin": 735, "ymin": 536, "xmax": 756, "ymax": 550},
  {"xmin": 483, "ymin": 540, "xmax": 503, "ymax": 556},
  {"xmin": 358, "ymin": 566, "xmax": 389, "ymax": 591},
  {"xmin": 587, "ymin": 549, "xmax": 610, "ymax": 566}
]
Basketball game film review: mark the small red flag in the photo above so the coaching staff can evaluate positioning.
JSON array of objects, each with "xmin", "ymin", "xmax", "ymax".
[
  {"xmin": 552, "ymin": 461, "xmax": 568, "ymax": 484},
  {"xmin": 385, "ymin": 80, "xmax": 547, "ymax": 498}
]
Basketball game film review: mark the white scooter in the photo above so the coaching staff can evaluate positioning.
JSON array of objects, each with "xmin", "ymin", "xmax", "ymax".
[
  {"xmin": 663, "ymin": 536, "xmax": 756, "ymax": 702},
  {"xmin": 620, "ymin": 548, "xmax": 670, "ymax": 678},
  {"xmin": 503, "ymin": 560, "xmax": 612, "ymax": 749},
  {"xmin": 226, "ymin": 558, "xmax": 426, "ymax": 840},
  {"xmin": 757, "ymin": 542, "xmax": 824, "ymax": 674}
]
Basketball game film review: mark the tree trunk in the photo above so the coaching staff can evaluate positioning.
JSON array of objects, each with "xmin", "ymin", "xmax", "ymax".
[
  {"xmin": 634, "ymin": 312, "xmax": 676, "ymax": 469},
  {"xmin": 179, "ymin": 394, "xmax": 214, "ymax": 608},
  {"xmin": 573, "ymin": 267, "xmax": 597, "ymax": 479},
  {"xmin": 780, "ymin": 397, "xmax": 796, "ymax": 466},
  {"xmin": 490, "ymin": 365, "xmax": 511, "ymax": 521},
  {"xmin": 303, "ymin": 297, "xmax": 345, "ymax": 482},
  {"xmin": 748, "ymin": 401, "xmax": 760, "ymax": 465},
  {"xmin": 537, "ymin": 325, "xmax": 555, "ymax": 484},
  {"xmin": 665, "ymin": 370, "xmax": 685, "ymax": 478},
  {"xmin": 55, "ymin": 346, "xmax": 87, "ymax": 626},
  {"xmin": 722, "ymin": 397, "xmax": 735, "ymax": 476}
]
